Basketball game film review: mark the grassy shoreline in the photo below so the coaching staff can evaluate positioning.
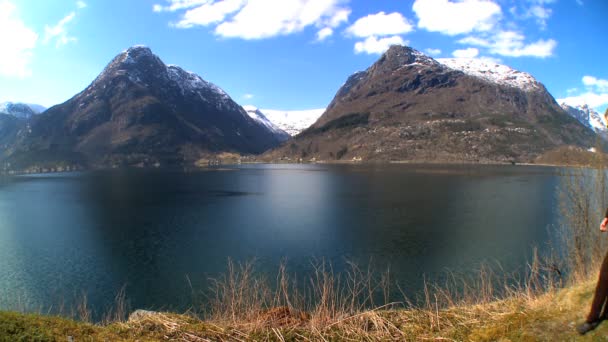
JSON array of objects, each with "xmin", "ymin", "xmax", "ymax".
[{"xmin": 0, "ymin": 278, "xmax": 604, "ymax": 341}]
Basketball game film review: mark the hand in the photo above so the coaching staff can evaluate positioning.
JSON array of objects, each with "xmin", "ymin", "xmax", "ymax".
[{"xmin": 601, "ymin": 218, "xmax": 608, "ymax": 232}]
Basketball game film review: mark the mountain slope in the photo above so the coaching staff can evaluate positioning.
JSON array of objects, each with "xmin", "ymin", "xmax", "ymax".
[
  {"xmin": 265, "ymin": 46, "xmax": 595, "ymax": 163},
  {"xmin": 3, "ymin": 46, "xmax": 285, "ymax": 170},
  {"xmin": 0, "ymin": 114, "xmax": 27, "ymax": 169}
]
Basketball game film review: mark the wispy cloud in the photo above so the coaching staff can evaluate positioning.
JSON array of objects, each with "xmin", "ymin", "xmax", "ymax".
[
  {"xmin": 44, "ymin": 12, "xmax": 78, "ymax": 47},
  {"xmin": 509, "ymin": 0, "xmax": 555, "ymax": 30},
  {"xmin": 0, "ymin": 1, "xmax": 38, "ymax": 78},
  {"xmin": 43, "ymin": 2, "xmax": 86, "ymax": 48},
  {"xmin": 154, "ymin": 0, "xmax": 351, "ymax": 40},
  {"xmin": 459, "ymin": 31, "xmax": 556, "ymax": 58}
]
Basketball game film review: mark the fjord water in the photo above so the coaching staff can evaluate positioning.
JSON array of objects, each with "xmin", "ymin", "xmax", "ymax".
[{"xmin": 0, "ymin": 164, "xmax": 559, "ymax": 315}]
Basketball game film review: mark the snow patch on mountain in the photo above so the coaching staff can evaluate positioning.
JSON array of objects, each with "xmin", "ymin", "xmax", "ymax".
[
  {"xmin": 247, "ymin": 108, "xmax": 325, "ymax": 136},
  {"xmin": 437, "ymin": 58, "xmax": 541, "ymax": 92},
  {"xmin": 243, "ymin": 106, "xmax": 290, "ymax": 142},
  {"xmin": 167, "ymin": 65, "xmax": 229, "ymax": 101}
]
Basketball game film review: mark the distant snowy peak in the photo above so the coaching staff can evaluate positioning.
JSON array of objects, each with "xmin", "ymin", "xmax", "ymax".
[
  {"xmin": 243, "ymin": 106, "xmax": 290, "ymax": 142},
  {"xmin": 437, "ymin": 58, "xmax": 542, "ymax": 92},
  {"xmin": 561, "ymin": 103, "xmax": 606, "ymax": 133},
  {"xmin": 255, "ymin": 108, "xmax": 325, "ymax": 136},
  {"xmin": 0, "ymin": 102, "xmax": 46, "ymax": 119}
]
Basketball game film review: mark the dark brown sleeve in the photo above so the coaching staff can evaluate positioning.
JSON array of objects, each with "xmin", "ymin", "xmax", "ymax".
[{"xmin": 605, "ymin": 207, "xmax": 608, "ymax": 218}]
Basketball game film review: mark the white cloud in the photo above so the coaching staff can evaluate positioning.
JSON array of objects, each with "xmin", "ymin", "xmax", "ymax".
[
  {"xmin": 558, "ymin": 93, "xmax": 608, "ymax": 110},
  {"xmin": 216, "ymin": 0, "xmax": 349, "ymax": 39},
  {"xmin": 174, "ymin": 0, "xmax": 245, "ymax": 28},
  {"xmin": 452, "ymin": 47, "xmax": 479, "ymax": 58},
  {"xmin": 316, "ymin": 27, "xmax": 333, "ymax": 41},
  {"xmin": 243, "ymin": 93, "xmax": 254, "ymax": 99},
  {"xmin": 425, "ymin": 48, "xmax": 441, "ymax": 55},
  {"xmin": 354, "ymin": 35, "xmax": 405, "ymax": 55},
  {"xmin": 582, "ymin": 76, "xmax": 608, "ymax": 92},
  {"xmin": 157, "ymin": 0, "xmax": 350, "ymax": 40},
  {"xmin": 0, "ymin": 1, "xmax": 38, "ymax": 78},
  {"xmin": 558, "ymin": 75, "xmax": 608, "ymax": 111},
  {"xmin": 346, "ymin": 12, "xmax": 413, "ymax": 38},
  {"xmin": 459, "ymin": 31, "xmax": 556, "ymax": 58},
  {"xmin": 76, "ymin": 1, "xmax": 87, "ymax": 9},
  {"xmin": 412, "ymin": 0, "xmax": 501, "ymax": 36},
  {"xmin": 44, "ymin": 12, "xmax": 78, "ymax": 47}
]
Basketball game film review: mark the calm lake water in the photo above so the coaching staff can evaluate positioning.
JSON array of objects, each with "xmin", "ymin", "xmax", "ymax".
[{"xmin": 0, "ymin": 164, "xmax": 561, "ymax": 315}]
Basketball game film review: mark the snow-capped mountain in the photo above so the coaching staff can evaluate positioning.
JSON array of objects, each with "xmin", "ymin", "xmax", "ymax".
[
  {"xmin": 437, "ymin": 58, "xmax": 542, "ymax": 92},
  {"xmin": 560, "ymin": 103, "xmax": 607, "ymax": 133},
  {"xmin": 0, "ymin": 102, "xmax": 46, "ymax": 119},
  {"xmin": 266, "ymin": 45, "xmax": 594, "ymax": 163},
  {"xmin": 243, "ymin": 106, "xmax": 290, "ymax": 142},
  {"xmin": 3, "ymin": 46, "xmax": 286, "ymax": 170},
  {"xmin": 252, "ymin": 108, "xmax": 325, "ymax": 136}
]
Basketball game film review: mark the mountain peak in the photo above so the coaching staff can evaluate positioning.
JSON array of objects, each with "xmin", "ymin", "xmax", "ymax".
[
  {"xmin": 116, "ymin": 45, "xmax": 162, "ymax": 68},
  {"xmin": 375, "ymin": 45, "xmax": 438, "ymax": 72},
  {"xmin": 124, "ymin": 45, "xmax": 151, "ymax": 53}
]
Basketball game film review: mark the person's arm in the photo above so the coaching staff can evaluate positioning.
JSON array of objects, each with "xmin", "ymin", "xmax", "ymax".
[{"xmin": 602, "ymin": 208, "xmax": 608, "ymax": 232}]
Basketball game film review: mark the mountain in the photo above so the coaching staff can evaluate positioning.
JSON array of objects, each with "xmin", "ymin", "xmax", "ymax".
[
  {"xmin": 0, "ymin": 102, "xmax": 46, "ymax": 119},
  {"xmin": 253, "ymin": 108, "xmax": 325, "ymax": 136},
  {"xmin": 265, "ymin": 46, "xmax": 595, "ymax": 163},
  {"xmin": 2, "ymin": 46, "xmax": 286, "ymax": 170},
  {"xmin": 242, "ymin": 106, "xmax": 290, "ymax": 141},
  {"xmin": 560, "ymin": 103, "xmax": 606, "ymax": 134}
]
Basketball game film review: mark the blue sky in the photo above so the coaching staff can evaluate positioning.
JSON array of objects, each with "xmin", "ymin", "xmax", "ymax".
[{"xmin": 1, "ymin": 0, "xmax": 607, "ymax": 113}]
